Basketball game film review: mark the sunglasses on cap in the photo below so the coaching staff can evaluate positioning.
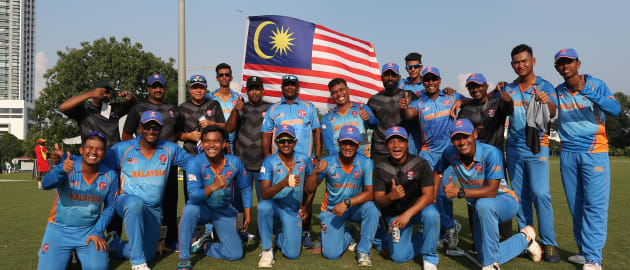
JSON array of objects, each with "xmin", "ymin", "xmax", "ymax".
[
  {"xmin": 406, "ymin": 64, "xmax": 422, "ymax": 70},
  {"xmin": 142, "ymin": 123, "xmax": 162, "ymax": 132},
  {"xmin": 275, "ymin": 138, "xmax": 297, "ymax": 144},
  {"xmin": 87, "ymin": 132, "xmax": 105, "ymax": 138},
  {"xmin": 282, "ymin": 75, "xmax": 298, "ymax": 81},
  {"xmin": 217, "ymin": 73, "xmax": 231, "ymax": 78}
]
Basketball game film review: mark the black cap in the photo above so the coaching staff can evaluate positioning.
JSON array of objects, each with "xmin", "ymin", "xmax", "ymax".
[
  {"xmin": 281, "ymin": 74, "xmax": 299, "ymax": 86},
  {"xmin": 246, "ymin": 76, "xmax": 264, "ymax": 90}
]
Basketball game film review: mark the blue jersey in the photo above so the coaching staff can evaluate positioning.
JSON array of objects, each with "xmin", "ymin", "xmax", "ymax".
[
  {"xmin": 317, "ymin": 154, "xmax": 373, "ymax": 212},
  {"xmin": 556, "ymin": 74, "xmax": 621, "ymax": 153},
  {"xmin": 504, "ymin": 76, "xmax": 558, "ymax": 149},
  {"xmin": 104, "ymin": 137, "xmax": 191, "ymax": 207},
  {"xmin": 186, "ymin": 154, "xmax": 252, "ymax": 209},
  {"xmin": 43, "ymin": 155, "xmax": 118, "ymax": 236},
  {"xmin": 259, "ymin": 151, "xmax": 313, "ymax": 211},
  {"xmin": 206, "ymin": 89, "xmax": 240, "ymax": 144},
  {"xmin": 409, "ymin": 90, "xmax": 464, "ymax": 154},
  {"xmin": 321, "ymin": 103, "xmax": 378, "ymax": 157},
  {"xmin": 399, "ymin": 77, "xmax": 425, "ymax": 97},
  {"xmin": 437, "ymin": 141, "xmax": 517, "ymax": 205},
  {"xmin": 261, "ymin": 97, "xmax": 321, "ymax": 158}
]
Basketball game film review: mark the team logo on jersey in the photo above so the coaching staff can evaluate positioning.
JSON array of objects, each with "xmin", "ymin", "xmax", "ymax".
[
  {"xmin": 509, "ymin": 90, "xmax": 515, "ymax": 95},
  {"xmin": 488, "ymin": 109, "xmax": 495, "ymax": 117},
  {"xmin": 276, "ymin": 112, "xmax": 285, "ymax": 118},
  {"xmin": 407, "ymin": 170, "xmax": 415, "ymax": 180},
  {"xmin": 206, "ymin": 109, "xmax": 213, "ymax": 117},
  {"xmin": 297, "ymin": 110, "xmax": 307, "ymax": 118},
  {"xmin": 322, "ymin": 223, "xmax": 327, "ymax": 232},
  {"xmin": 41, "ymin": 243, "xmax": 49, "ymax": 254},
  {"xmin": 443, "ymin": 99, "xmax": 452, "ymax": 106},
  {"xmin": 169, "ymin": 110, "xmax": 174, "ymax": 117},
  {"xmin": 331, "ymin": 117, "xmax": 337, "ymax": 122},
  {"xmin": 127, "ymin": 157, "xmax": 137, "ymax": 164},
  {"xmin": 226, "ymin": 170, "xmax": 233, "ymax": 178},
  {"xmin": 99, "ymin": 181, "xmax": 107, "ymax": 191},
  {"xmin": 475, "ymin": 164, "xmax": 483, "ymax": 173},
  {"xmin": 204, "ymin": 174, "xmax": 211, "ymax": 179},
  {"xmin": 188, "ymin": 174, "xmax": 198, "ymax": 181},
  {"xmin": 352, "ymin": 110, "xmax": 358, "ymax": 117},
  {"xmin": 261, "ymin": 111, "xmax": 266, "ymax": 117},
  {"xmin": 298, "ymin": 165, "xmax": 304, "ymax": 173},
  {"xmin": 353, "ymin": 171, "xmax": 360, "ymax": 179},
  {"xmin": 422, "ymin": 106, "xmax": 430, "ymax": 112},
  {"xmin": 159, "ymin": 154, "xmax": 167, "ymax": 164}
]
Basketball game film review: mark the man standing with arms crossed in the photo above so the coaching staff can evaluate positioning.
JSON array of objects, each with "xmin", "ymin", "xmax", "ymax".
[
  {"xmin": 553, "ymin": 48, "xmax": 620, "ymax": 270},
  {"xmin": 502, "ymin": 44, "xmax": 560, "ymax": 262},
  {"xmin": 206, "ymin": 63, "xmax": 240, "ymax": 152}
]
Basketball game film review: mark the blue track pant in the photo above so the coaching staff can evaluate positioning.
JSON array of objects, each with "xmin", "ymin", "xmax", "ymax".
[
  {"xmin": 384, "ymin": 204, "xmax": 440, "ymax": 264},
  {"xmin": 319, "ymin": 201, "xmax": 380, "ymax": 259},
  {"xmin": 420, "ymin": 150, "xmax": 457, "ymax": 232},
  {"xmin": 178, "ymin": 204, "xmax": 242, "ymax": 261},
  {"xmin": 506, "ymin": 146, "xmax": 557, "ymax": 247},
  {"xmin": 109, "ymin": 194, "xmax": 161, "ymax": 265},
  {"xmin": 473, "ymin": 193, "xmax": 528, "ymax": 266},
  {"xmin": 37, "ymin": 223, "xmax": 108, "ymax": 270},
  {"xmin": 257, "ymin": 200, "xmax": 302, "ymax": 259},
  {"xmin": 560, "ymin": 151, "xmax": 610, "ymax": 264}
]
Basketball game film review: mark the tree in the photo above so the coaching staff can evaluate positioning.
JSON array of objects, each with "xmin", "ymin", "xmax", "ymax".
[
  {"xmin": 606, "ymin": 92, "xmax": 630, "ymax": 150},
  {"xmin": 0, "ymin": 132, "xmax": 24, "ymax": 162},
  {"xmin": 25, "ymin": 37, "xmax": 177, "ymax": 154}
]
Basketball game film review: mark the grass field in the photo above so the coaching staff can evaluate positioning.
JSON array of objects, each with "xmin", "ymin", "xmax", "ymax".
[{"xmin": 1, "ymin": 158, "xmax": 629, "ymax": 269}]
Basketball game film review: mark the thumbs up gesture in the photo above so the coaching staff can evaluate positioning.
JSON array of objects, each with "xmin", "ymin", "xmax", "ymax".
[
  {"xmin": 62, "ymin": 152, "xmax": 74, "ymax": 173},
  {"xmin": 443, "ymin": 181, "xmax": 459, "ymax": 199},
  {"xmin": 359, "ymin": 104, "xmax": 370, "ymax": 121},
  {"xmin": 235, "ymin": 96, "xmax": 244, "ymax": 111},
  {"xmin": 388, "ymin": 179, "xmax": 406, "ymax": 200},
  {"xmin": 398, "ymin": 92, "xmax": 409, "ymax": 110}
]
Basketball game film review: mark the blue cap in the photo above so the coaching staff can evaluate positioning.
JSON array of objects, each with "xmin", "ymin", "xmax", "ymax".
[
  {"xmin": 421, "ymin": 67, "xmax": 440, "ymax": 78},
  {"xmin": 385, "ymin": 126, "xmax": 408, "ymax": 141},
  {"xmin": 189, "ymin": 75, "xmax": 207, "ymax": 87},
  {"xmin": 449, "ymin": 119, "xmax": 474, "ymax": 137},
  {"xmin": 466, "ymin": 73, "xmax": 487, "ymax": 85},
  {"xmin": 554, "ymin": 48, "xmax": 578, "ymax": 63},
  {"xmin": 147, "ymin": 74, "xmax": 166, "ymax": 86},
  {"xmin": 337, "ymin": 125, "xmax": 361, "ymax": 144},
  {"xmin": 141, "ymin": 110, "xmax": 163, "ymax": 126},
  {"xmin": 381, "ymin": 62, "xmax": 400, "ymax": 75},
  {"xmin": 275, "ymin": 124, "xmax": 296, "ymax": 138}
]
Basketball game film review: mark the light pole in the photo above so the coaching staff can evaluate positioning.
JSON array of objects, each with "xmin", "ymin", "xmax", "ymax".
[{"xmin": 177, "ymin": 0, "xmax": 186, "ymax": 105}]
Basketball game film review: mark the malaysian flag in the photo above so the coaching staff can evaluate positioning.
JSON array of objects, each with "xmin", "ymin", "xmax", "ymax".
[{"xmin": 241, "ymin": 15, "xmax": 382, "ymax": 112}]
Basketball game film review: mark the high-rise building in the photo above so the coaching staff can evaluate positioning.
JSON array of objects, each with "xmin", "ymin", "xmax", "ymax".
[{"xmin": 0, "ymin": 0, "xmax": 35, "ymax": 140}]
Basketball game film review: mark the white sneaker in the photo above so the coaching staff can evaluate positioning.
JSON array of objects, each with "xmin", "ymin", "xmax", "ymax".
[
  {"xmin": 131, "ymin": 263, "xmax": 151, "ymax": 270},
  {"xmin": 583, "ymin": 263, "xmax": 601, "ymax": 270},
  {"xmin": 520, "ymin": 225, "xmax": 541, "ymax": 262},
  {"xmin": 423, "ymin": 260, "xmax": 437, "ymax": 270},
  {"xmin": 347, "ymin": 240, "xmax": 357, "ymax": 252},
  {"xmin": 444, "ymin": 220, "xmax": 461, "ymax": 249},
  {"xmin": 568, "ymin": 254, "xmax": 586, "ymax": 264},
  {"xmin": 258, "ymin": 249, "xmax": 274, "ymax": 268},
  {"xmin": 482, "ymin": 262, "xmax": 500, "ymax": 270},
  {"xmin": 357, "ymin": 252, "xmax": 371, "ymax": 267}
]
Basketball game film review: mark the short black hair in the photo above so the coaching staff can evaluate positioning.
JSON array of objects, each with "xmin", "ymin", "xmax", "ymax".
[
  {"xmin": 82, "ymin": 133, "xmax": 107, "ymax": 147},
  {"xmin": 511, "ymin": 44, "xmax": 533, "ymax": 57},
  {"xmin": 201, "ymin": 125, "xmax": 226, "ymax": 141},
  {"xmin": 328, "ymin": 78, "xmax": 348, "ymax": 90},
  {"xmin": 215, "ymin": 63, "xmax": 232, "ymax": 74},
  {"xmin": 405, "ymin": 52, "xmax": 422, "ymax": 63}
]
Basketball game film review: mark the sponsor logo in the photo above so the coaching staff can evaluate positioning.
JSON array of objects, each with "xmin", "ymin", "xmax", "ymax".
[
  {"xmin": 260, "ymin": 167, "xmax": 266, "ymax": 174},
  {"xmin": 188, "ymin": 174, "xmax": 198, "ymax": 181},
  {"xmin": 226, "ymin": 170, "xmax": 233, "ymax": 178},
  {"xmin": 475, "ymin": 164, "xmax": 483, "ymax": 173},
  {"xmin": 159, "ymin": 154, "xmax": 167, "ymax": 164},
  {"xmin": 127, "ymin": 157, "xmax": 137, "ymax": 164},
  {"xmin": 353, "ymin": 171, "xmax": 360, "ymax": 178},
  {"xmin": 297, "ymin": 110, "xmax": 307, "ymax": 118},
  {"xmin": 98, "ymin": 181, "xmax": 107, "ymax": 191}
]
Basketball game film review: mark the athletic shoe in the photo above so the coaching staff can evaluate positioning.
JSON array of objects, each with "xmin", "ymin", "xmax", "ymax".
[
  {"xmin": 191, "ymin": 233, "xmax": 212, "ymax": 254},
  {"xmin": 302, "ymin": 232, "xmax": 315, "ymax": 249},
  {"xmin": 444, "ymin": 220, "xmax": 461, "ymax": 249},
  {"xmin": 520, "ymin": 226, "xmax": 541, "ymax": 262},
  {"xmin": 357, "ymin": 252, "xmax": 371, "ymax": 267},
  {"xmin": 106, "ymin": 231, "xmax": 118, "ymax": 251},
  {"xmin": 347, "ymin": 225, "xmax": 358, "ymax": 251},
  {"xmin": 583, "ymin": 260, "xmax": 601, "ymax": 270},
  {"xmin": 347, "ymin": 239, "xmax": 357, "ymax": 252},
  {"xmin": 446, "ymin": 247, "xmax": 465, "ymax": 256},
  {"xmin": 423, "ymin": 261, "xmax": 438, "ymax": 270},
  {"xmin": 131, "ymin": 263, "xmax": 151, "ymax": 270},
  {"xmin": 258, "ymin": 249, "xmax": 274, "ymax": 268},
  {"xmin": 568, "ymin": 254, "xmax": 586, "ymax": 264},
  {"xmin": 482, "ymin": 263, "xmax": 500, "ymax": 270},
  {"xmin": 239, "ymin": 231, "xmax": 256, "ymax": 242},
  {"xmin": 176, "ymin": 259, "xmax": 191, "ymax": 270},
  {"xmin": 543, "ymin": 245, "xmax": 560, "ymax": 263}
]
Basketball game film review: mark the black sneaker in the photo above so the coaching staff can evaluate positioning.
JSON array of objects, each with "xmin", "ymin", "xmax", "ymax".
[
  {"xmin": 542, "ymin": 245, "xmax": 560, "ymax": 263},
  {"xmin": 302, "ymin": 232, "xmax": 315, "ymax": 249}
]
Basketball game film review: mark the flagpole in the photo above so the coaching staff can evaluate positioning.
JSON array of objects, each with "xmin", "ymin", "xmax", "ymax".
[{"xmin": 177, "ymin": 0, "xmax": 186, "ymax": 105}]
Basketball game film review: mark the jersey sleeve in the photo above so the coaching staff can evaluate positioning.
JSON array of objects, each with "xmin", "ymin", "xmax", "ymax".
[
  {"xmin": 320, "ymin": 115, "xmax": 336, "ymax": 156},
  {"xmin": 63, "ymin": 104, "xmax": 87, "ymax": 123},
  {"xmin": 41, "ymin": 153, "xmax": 72, "ymax": 190},
  {"xmin": 435, "ymin": 147, "xmax": 453, "ymax": 174},
  {"xmin": 484, "ymin": 147, "xmax": 505, "ymax": 181},
  {"xmin": 259, "ymin": 157, "xmax": 273, "ymax": 181},
  {"xmin": 235, "ymin": 159, "xmax": 253, "ymax": 208},
  {"xmin": 213, "ymin": 102, "xmax": 226, "ymax": 123},
  {"xmin": 362, "ymin": 157, "xmax": 374, "ymax": 186},
  {"xmin": 122, "ymin": 106, "xmax": 140, "ymax": 135},
  {"xmin": 261, "ymin": 105, "xmax": 275, "ymax": 132},
  {"xmin": 186, "ymin": 159, "xmax": 206, "ymax": 204},
  {"xmin": 89, "ymin": 170, "xmax": 119, "ymax": 237},
  {"xmin": 170, "ymin": 143, "xmax": 192, "ymax": 171},
  {"xmin": 581, "ymin": 79, "xmax": 621, "ymax": 116},
  {"xmin": 361, "ymin": 104, "xmax": 379, "ymax": 129}
]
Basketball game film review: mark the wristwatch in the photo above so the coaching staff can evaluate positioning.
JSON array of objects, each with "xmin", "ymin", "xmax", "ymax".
[
  {"xmin": 344, "ymin": 199, "xmax": 352, "ymax": 207},
  {"xmin": 457, "ymin": 187, "xmax": 465, "ymax": 199}
]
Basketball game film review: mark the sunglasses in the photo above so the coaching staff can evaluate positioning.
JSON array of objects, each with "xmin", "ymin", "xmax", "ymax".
[
  {"xmin": 282, "ymin": 75, "xmax": 298, "ymax": 81},
  {"xmin": 275, "ymin": 138, "xmax": 296, "ymax": 144},
  {"xmin": 87, "ymin": 132, "xmax": 105, "ymax": 138},
  {"xmin": 406, "ymin": 64, "xmax": 422, "ymax": 70},
  {"xmin": 142, "ymin": 123, "xmax": 162, "ymax": 132},
  {"xmin": 217, "ymin": 73, "xmax": 232, "ymax": 78}
]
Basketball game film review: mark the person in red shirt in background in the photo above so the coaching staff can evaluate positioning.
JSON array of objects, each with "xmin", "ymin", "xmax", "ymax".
[{"xmin": 34, "ymin": 138, "xmax": 50, "ymax": 189}]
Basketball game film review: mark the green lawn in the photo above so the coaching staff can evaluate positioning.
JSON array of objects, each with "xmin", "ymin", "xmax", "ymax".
[{"xmin": 2, "ymin": 159, "xmax": 629, "ymax": 269}]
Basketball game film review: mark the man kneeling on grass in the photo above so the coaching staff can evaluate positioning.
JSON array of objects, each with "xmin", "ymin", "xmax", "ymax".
[
  {"xmin": 305, "ymin": 125, "xmax": 380, "ymax": 266},
  {"xmin": 434, "ymin": 119, "xmax": 542, "ymax": 269}
]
